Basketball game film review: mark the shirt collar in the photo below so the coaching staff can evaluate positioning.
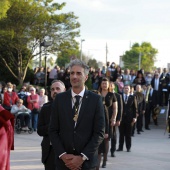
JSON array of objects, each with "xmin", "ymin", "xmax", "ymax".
[{"xmin": 71, "ymin": 87, "xmax": 85, "ymax": 98}]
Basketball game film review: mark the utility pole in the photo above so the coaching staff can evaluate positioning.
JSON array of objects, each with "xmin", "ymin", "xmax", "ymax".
[
  {"xmin": 139, "ymin": 52, "xmax": 142, "ymax": 70},
  {"xmin": 106, "ymin": 42, "xmax": 108, "ymax": 66},
  {"xmin": 80, "ymin": 39, "xmax": 85, "ymax": 61}
]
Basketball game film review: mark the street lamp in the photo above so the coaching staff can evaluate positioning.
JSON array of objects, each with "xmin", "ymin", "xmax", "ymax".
[
  {"xmin": 40, "ymin": 40, "xmax": 52, "ymax": 91},
  {"xmin": 80, "ymin": 39, "xmax": 85, "ymax": 61}
]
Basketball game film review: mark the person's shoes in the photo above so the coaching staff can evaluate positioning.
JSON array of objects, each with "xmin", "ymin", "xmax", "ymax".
[
  {"xmin": 102, "ymin": 161, "xmax": 106, "ymax": 168},
  {"xmin": 131, "ymin": 134, "xmax": 134, "ymax": 137},
  {"xmin": 145, "ymin": 127, "xmax": 150, "ymax": 130},
  {"xmin": 140, "ymin": 130, "xmax": 144, "ymax": 132},
  {"xmin": 34, "ymin": 129, "xmax": 37, "ymax": 132},
  {"xmin": 116, "ymin": 148, "xmax": 123, "ymax": 151},
  {"xmin": 24, "ymin": 126, "xmax": 29, "ymax": 130},
  {"xmin": 21, "ymin": 127, "xmax": 26, "ymax": 130},
  {"xmin": 127, "ymin": 149, "xmax": 131, "ymax": 152},
  {"xmin": 111, "ymin": 152, "xmax": 115, "ymax": 157},
  {"xmin": 137, "ymin": 131, "xmax": 141, "ymax": 134}
]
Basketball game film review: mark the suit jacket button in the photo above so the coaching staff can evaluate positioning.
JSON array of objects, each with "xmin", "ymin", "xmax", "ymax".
[{"xmin": 74, "ymin": 131, "xmax": 76, "ymax": 133}]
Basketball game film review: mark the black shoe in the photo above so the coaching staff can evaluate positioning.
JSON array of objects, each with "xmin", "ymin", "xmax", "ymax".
[
  {"xmin": 131, "ymin": 134, "xmax": 134, "ymax": 137},
  {"xmin": 102, "ymin": 161, "xmax": 106, "ymax": 168},
  {"xmin": 145, "ymin": 127, "xmax": 150, "ymax": 130},
  {"xmin": 137, "ymin": 131, "xmax": 141, "ymax": 134},
  {"xmin": 127, "ymin": 149, "xmax": 131, "ymax": 152},
  {"xmin": 111, "ymin": 152, "xmax": 115, "ymax": 157},
  {"xmin": 140, "ymin": 130, "xmax": 144, "ymax": 132},
  {"xmin": 116, "ymin": 148, "xmax": 123, "ymax": 151}
]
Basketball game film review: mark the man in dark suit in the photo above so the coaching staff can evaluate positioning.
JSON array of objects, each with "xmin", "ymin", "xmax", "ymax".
[
  {"xmin": 37, "ymin": 80, "xmax": 66, "ymax": 170},
  {"xmin": 49, "ymin": 59, "xmax": 105, "ymax": 170},
  {"xmin": 117, "ymin": 85, "xmax": 137, "ymax": 152},
  {"xmin": 151, "ymin": 73, "xmax": 161, "ymax": 125},
  {"xmin": 160, "ymin": 68, "xmax": 168, "ymax": 106}
]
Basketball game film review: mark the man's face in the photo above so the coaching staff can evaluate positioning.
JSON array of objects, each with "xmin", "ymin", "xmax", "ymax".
[
  {"xmin": 51, "ymin": 82, "xmax": 65, "ymax": 100},
  {"xmin": 124, "ymin": 85, "xmax": 130, "ymax": 94},
  {"xmin": 163, "ymin": 68, "xmax": 167, "ymax": 73},
  {"xmin": 70, "ymin": 65, "xmax": 88, "ymax": 89}
]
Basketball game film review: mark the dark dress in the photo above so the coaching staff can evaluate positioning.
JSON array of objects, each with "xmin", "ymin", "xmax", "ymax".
[
  {"xmin": 98, "ymin": 105, "xmax": 109, "ymax": 154},
  {"xmin": 102, "ymin": 92, "xmax": 117, "ymax": 137}
]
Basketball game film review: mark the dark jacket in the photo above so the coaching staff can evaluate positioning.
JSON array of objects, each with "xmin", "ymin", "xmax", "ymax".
[
  {"xmin": 37, "ymin": 101, "xmax": 53, "ymax": 163},
  {"xmin": 49, "ymin": 90, "xmax": 105, "ymax": 169}
]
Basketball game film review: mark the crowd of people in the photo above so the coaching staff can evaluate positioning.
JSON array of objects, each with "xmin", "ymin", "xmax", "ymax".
[
  {"xmin": 0, "ymin": 60, "xmax": 170, "ymax": 169},
  {"xmin": 0, "ymin": 82, "xmax": 48, "ymax": 132}
]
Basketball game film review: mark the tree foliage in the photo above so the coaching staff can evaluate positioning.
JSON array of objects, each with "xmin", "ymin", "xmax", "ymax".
[
  {"xmin": 56, "ymin": 41, "xmax": 79, "ymax": 67},
  {"xmin": 0, "ymin": 0, "xmax": 11, "ymax": 19},
  {"xmin": 122, "ymin": 42, "xmax": 158, "ymax": 71},
  {"xmin": 0, "ymin": 0, "xmax": 80, "ymax": 85},
  {"xmin": 88, "ymin": 59, "xmax": 99, "ymax": 69}
]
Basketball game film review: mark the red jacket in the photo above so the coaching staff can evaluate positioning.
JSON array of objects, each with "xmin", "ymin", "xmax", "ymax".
[
  {"xmin": 3, "ymin": 92, "xmax": 19, "ymax": 107},
  {"xmin": 0, "ymin": 106, "xmax": 14, "ymax": 170}
]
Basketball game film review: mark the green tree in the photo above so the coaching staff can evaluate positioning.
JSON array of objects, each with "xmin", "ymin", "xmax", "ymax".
[
  {"xmin": 88, "ymin": 59, "xmax": 99, "ymax": 69},
  {"xmin": 0, "ymin": 0, "xmax": 11, "ymax": 19},
  {"xmin": 122, "ymin": 42, "xmax": 158, "ymax": 71},
  {"xmin": 56, "ymin": 41, "xmax": 79, "ymax": 67},
  {"xmin": 0, "ymin": 0, "xmax": 80, "ymax": 85}
]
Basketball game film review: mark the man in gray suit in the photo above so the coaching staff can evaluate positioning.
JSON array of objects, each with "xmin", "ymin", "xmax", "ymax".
[
  {"xmin": 49, "ymin": 59, "xmax": 105, "ymax": 170},
  {"xmin": 37, "ymin": 80, "xmax": 66, "ymax": 170}
]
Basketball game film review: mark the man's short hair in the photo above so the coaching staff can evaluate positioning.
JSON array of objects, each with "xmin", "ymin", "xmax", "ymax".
[
  {"xmin": 68, "ymin": 59, "xmax": 89, "ymax": 75},
  {"xmin": 51, "ymin": 80, "xmax": 65, "ymax": 88}
]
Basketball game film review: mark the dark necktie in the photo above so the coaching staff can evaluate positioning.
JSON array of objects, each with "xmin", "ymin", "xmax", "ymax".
[
  {"xmin": 72, "ymin": 95, "xmax": 81, "ymax": 123},
  {"xmin": 125, "ymin": 94, "xmax": 128, "ymax": 103},
  {"xmin": 73, "ymin": 95, "xmax": 81, "ymax": 114},
  {"xmin": 75, "ymin": 95, "xmax": 80, "ymax": 107}
]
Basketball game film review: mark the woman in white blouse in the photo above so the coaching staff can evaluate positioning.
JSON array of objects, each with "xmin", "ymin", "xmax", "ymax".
[
  {"xmin": 11, "ymin": 99, "xmax": 31, "ymax": 130},
  {"xmin": 38, "ymin": 88, "xmax": 48, "ymax": 109}
]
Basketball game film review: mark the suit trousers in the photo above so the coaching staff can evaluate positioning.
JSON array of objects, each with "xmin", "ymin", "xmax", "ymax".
[
  {"xmin": 45, "ymin": 145, "xmax": 55, "ymax": 170},
  {"xmin": 118, "ymin": 121, "xmax": 132, "ymax": 150},
  {"xmin": 145, "ymin": 103, "xmax": 151, "ymax": 128},
  {"xmin": 136, "ymin": 113, "xmax": 143, "ymax": 132}
]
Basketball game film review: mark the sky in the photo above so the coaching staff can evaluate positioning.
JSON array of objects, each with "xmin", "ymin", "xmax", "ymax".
[{"xmin": 55, "ymin": 0, "xmax": 170, "ymax": 67}]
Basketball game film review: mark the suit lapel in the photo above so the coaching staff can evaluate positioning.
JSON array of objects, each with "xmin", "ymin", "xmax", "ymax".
[{"xmin": 75, "ymin": 90, "xmax": 90, "ymax": 128}]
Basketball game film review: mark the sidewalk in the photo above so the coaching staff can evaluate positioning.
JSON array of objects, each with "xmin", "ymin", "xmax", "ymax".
[{"xmin": 10, "ymin": 124, "xmax": 170, "ymax": 170}]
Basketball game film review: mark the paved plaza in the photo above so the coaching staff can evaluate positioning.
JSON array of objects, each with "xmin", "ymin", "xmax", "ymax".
[{"xmin": 10, "ymin": 121, "xmax": 170, "ymax": 170}]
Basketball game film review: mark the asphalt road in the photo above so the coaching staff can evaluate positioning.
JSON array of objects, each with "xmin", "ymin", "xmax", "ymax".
[{"xmin": 10, "ymin": 124, "xmax": 170, "ymax": 170}]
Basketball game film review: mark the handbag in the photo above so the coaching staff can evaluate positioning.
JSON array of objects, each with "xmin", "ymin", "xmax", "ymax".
[{"xmin": 32, "ymin": 108, "xmax": 39, "ymax": 114}]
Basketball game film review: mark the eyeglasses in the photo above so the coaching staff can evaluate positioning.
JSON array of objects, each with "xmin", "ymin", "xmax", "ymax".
[
  {"xmin": 30, "ymin": 89, "xmax": 34, "ymax": 91},
  {"xmin": 17, "ymin": 102, "xmax": 22, "ymax": 104}
]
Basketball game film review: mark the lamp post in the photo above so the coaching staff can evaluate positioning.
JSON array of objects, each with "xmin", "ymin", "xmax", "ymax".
[
  {"xmin": 40, "ymin": 40, "xmax": 52, "ymax": 91},
  {"xmin": 80, "ymin": 39, "xmax": 85, "ymax": 61}
]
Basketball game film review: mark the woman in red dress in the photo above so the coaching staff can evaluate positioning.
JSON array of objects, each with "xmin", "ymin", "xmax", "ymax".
[{"xmin": 0, "ymin": 105, "xmax": 14, "ymax": 170}]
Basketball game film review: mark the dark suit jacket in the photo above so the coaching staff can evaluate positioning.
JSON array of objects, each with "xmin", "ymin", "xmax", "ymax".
[
  {"xmin": 151, "ymin": 77, "xmax": 161, "ymax": 91},
  {"xmin": 121, "ymin": 94, "xmax": 137, "ymax": 123},
  {"xmin": 37, "ymin": 101, "xmax": 53, "ymax": 164},
  {"xmin": 49, "ymin": 89, "xmax": 105, "ymax": 169}
]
